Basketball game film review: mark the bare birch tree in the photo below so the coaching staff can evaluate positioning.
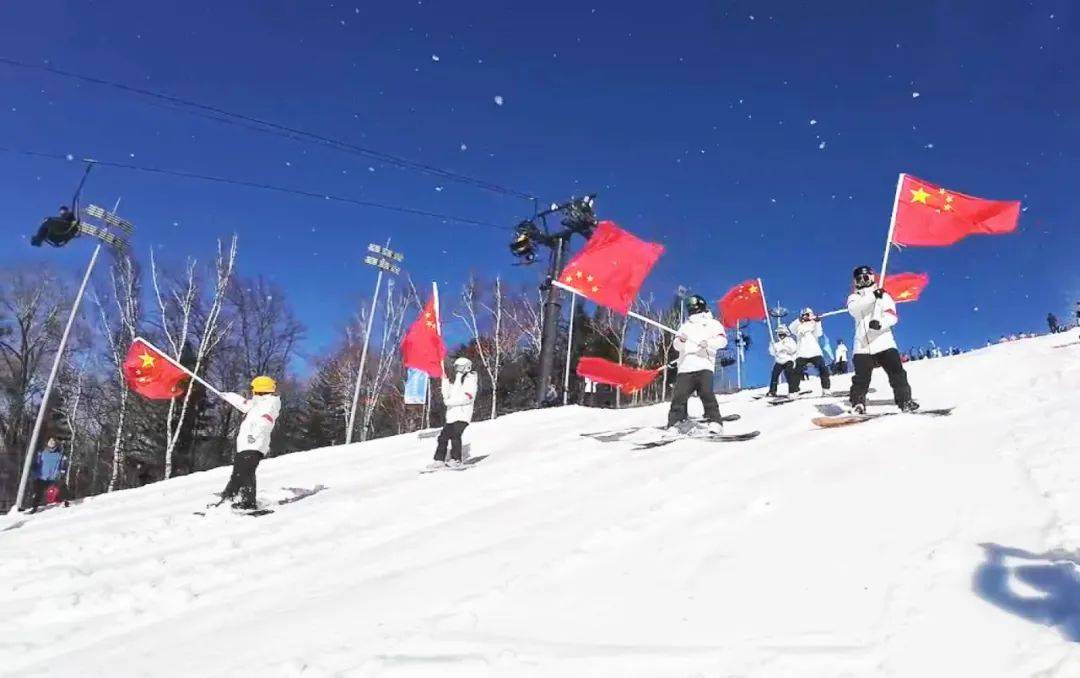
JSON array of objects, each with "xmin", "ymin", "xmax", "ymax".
[{"xmin": 151, "ymin": 236, "xmax": 237, "ymax": 477}]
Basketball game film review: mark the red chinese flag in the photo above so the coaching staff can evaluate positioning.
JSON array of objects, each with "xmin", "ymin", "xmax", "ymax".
[
  {"xmin": 123, "ymin": 340, "xmax": 189, "ymax": 400},
  {"xmin": 576, "ymin": 356, "xmax": 661, "ymax": 395},
  {"xmin": 892, "ymin": 174, "xmax": 1020, "ymax": 247},
  {"xmin": 559, "ymin": 221, "xmax": 664, "ymax": 314},
  {"xmin": 401, "ymin": 297, "xmax": 447, "ymax": 378},
  {"xmin": 717, "ymin": 280, "xmax": 766, "ymax": 329},
  {"xmin": 882, "ymin": 272, "xmax": 929, "ymax": 303}
]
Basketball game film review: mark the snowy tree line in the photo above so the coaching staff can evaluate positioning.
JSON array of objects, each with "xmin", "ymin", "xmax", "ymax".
[{"xmin": 0, "ymin": 240, "xmax": 682, "ymax": 510}]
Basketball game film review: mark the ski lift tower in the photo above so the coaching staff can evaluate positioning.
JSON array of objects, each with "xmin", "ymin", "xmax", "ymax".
[{"xmin": 14, "ymin": 163, "xmax": 133, "ymax": 512}]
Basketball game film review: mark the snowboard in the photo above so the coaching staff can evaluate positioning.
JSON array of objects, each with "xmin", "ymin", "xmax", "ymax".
[
  {"xmin": 811, "ymin": 407, "xmax": 955, "ymax": 429},
  {"xmin": 419, "ymin": 454, "xmax": 489, "ymax": 474},
  {"xmin": 634, "ymin": 430, "xmax": 761, "ymax": 449},
  {"xmin": 580, "ymin": 414, "xmax": 741, "ymax": 440}
]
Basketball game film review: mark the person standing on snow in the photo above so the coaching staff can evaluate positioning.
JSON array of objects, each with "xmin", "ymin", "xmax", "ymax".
[
  {"xmin": 847, "ymin": 265, "xmax": 919, "ymax": 414},
  {"xmin": 28, "ymin": 438, "xmax": 67, "ymax": 512},
  {"xmin": 218, "ymin": 376, "xmax": 281, "ymax": 510},
  {"xmin": 788, "ymin": 308, "xmax": 832, "ymax": 394},
  {"xmin": 1047, "ymin": 313, "xmax": 1060, "ymax": 334},
  {"xmin": 428, "ymin": 357, "xmax": 478, "ymax": 469},
  {"xmin": 833, "ymin": 339, "xmax": 849, "ymax": 374},
  {"xmin": 667, "ymin": 294, "xmax": 727, "ymax": 435},
  {"xmin": 766, "ymin": 325, "xmax": 798, "ymax": 397}
]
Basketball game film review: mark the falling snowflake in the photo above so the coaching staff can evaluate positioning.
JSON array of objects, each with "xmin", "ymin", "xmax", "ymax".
[
  {"xmin": 435, "ymin": 186, "xmax": 444, "ymax": 192},
  {"xmin": 809, "ymin": 119, "xmax": 818, "ymax": 126},
  {"xmin": 431, "ymin": 54, "xmax": 440, "ymax": 62},
  {"xmin": 285, "ymin": 161, "xmax": 292, "ymax": 166},
  {"xmin": 912, "ymin": 91, "xmax": 921, "ymax": 98},
  {"xmin": 65, "ymin": 153, "xmax": 74, "ymax": 161},
  {"xmin": 368, "ymin": 166, "xmax": 375, "ymax": 172},
  {"xmin": 494, "ymin": 95, "xmax": 504, "ymax": 106},
  {"xmin": 459, "ymin": 143, "xmax": 467, "ymax": 151},
  {"xmin": 129, "ymin": 153, "xmax": 136, "ymax": 158},
  {"xmin": 924, "ymin": 143, "xmax": 934, "ymax": 149},
  {"xmin": 749, "ymin": 14, "xmax": 755, "ymax": 20},
  {"xmin": 818, "ymin": 142, "xmax": 826, "ymax": 150}
]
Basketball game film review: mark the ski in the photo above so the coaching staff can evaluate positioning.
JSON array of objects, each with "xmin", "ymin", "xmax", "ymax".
[
  {"xmin": 193, "ymin": 485, "xmax": 326, "ymax": 516},
  {"xmin": 580, "ymin": 414, "xmax": 741, "ymax": 440},
  {"xmin": 811, "ymin": 407, "xmax": 955, "ymax": 429},
  {"xmin": 634, "ymin": 430, "xmax": 760, "ymax": 449},
  {"xmin": 419, "ymin": 454, "xmax": 489, "ymax": 474}
]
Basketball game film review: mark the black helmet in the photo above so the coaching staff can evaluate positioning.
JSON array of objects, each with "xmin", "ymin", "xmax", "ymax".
[
  {"xmin": 852, "ymin": 265, "xmax": 876, "ymax": 289},
  {"xmin": 686, "ymin": 294, "xmax": 709, "ymax": 315}
]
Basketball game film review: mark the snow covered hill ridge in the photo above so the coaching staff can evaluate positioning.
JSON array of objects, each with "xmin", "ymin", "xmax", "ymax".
[{"xmin": 3, "ymin": 333, "xmax": 1080, "ymax": 677}]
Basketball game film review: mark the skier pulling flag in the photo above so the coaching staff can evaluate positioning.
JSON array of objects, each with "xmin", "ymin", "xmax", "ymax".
[
  {"xmin": 218, "ymin": 376, "xmax": 282, "ymax": 511},
  {"xmin": 788, "ymin": 308, "xmax": 831, "ymax": 395},
  {"xmin": 667, "ymin": 294, "xmax": 728, "ymax": 436},
  {"xmin": 424, "ymin": 357, "xmax": 479, "ymax": 471},
  {"xmin": 847, "ymin": 265, "xmax": 918, "ymax": 414}
]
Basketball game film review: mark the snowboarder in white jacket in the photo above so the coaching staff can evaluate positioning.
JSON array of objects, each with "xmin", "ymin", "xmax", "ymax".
[
  {"xmin": 219, "ymin": 375, "xmax": 282, "ymax": 509},
  {"xmin": 430, "ymin": 357, "xmax": 478, "ymax": 469},
  {"xmin": 766, "ymin": 325, "xmax": 799, "ymax": 397},
  {"xmin": 667, "ymin": 295, "xmax": 727, "ymax": 434},
  {"xmin": 788, "ymin": 308, "xmax": 832, "ymax": 394},
  {"xmin": 833, "ymin": 339, "xmax": 849, "ymax": 375},
  {"xmin": 847, "ymin": 265, "xmax": 918, "ymax": 414}
]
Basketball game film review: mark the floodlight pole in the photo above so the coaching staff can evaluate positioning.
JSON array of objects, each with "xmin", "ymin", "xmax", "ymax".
[{"xmin": 346, "ymin": 238, "xmax": 402, "ymax": 444}]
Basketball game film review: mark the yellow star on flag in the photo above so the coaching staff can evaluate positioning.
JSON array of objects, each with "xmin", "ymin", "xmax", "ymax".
[
  {"xmin": 139, "ymin": 352, "xmax": 156, "ymax": 368},
  {"xmin": 576, "ymin": 271, "xmax": 584, "ymax": 279},
  {"xmin": 591, "ymin": 285, "xmax": 599, "ymax": 293},
  {"xmin": 910, "ymin": 187, "xmax": 930, "ymax": 204},
  {"xmin": 898, "ymin": 291, "xmax": 912, "ymax": 299},
  {"xmin": 748, "ymin": 285, "xmax": 758, "ymax": 293},
  {"xmin": 943, "ymin": 204, "xmax": 953, "ymax": 212}
]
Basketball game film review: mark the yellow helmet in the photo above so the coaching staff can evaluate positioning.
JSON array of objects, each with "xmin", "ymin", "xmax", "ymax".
[{"xmin": 251, "ymin": 375, "xmax": 277, "ymax": 394}]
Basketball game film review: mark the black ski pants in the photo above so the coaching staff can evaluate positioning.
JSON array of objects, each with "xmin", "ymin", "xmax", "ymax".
[
  {"xmin": 435, "ymin": 421, "xmax": 468, "ymax": 462},
  {"xmin": 850, "ymin": 348, "xmax": 912, "ymax": 406},
  {"xmin": 791, "ymin": 356, "xmax": 831, "ymax": 392},
  {"xmin": 668, "ymin": 370, "xmax": 722, "ymax": 427},
  {"xmin": 833, "ymin": 359, "xmax": 848, "ymax": 375},
  {"xmin": 221, "ymin": 450, "xmax": 263, "ymax": 509},
  {"xmin": 768, "ymin": 361, "xmax": 797, "ymax": 395}
]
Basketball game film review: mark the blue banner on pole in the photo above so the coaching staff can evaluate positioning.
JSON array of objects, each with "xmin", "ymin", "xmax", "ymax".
[{"xmin": 404, "ymin": 368, "xmax": 428, "ymax": 405}]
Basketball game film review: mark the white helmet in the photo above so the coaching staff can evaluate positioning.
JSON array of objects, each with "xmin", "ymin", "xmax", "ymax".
[
  {"xmin": 453, "ymin": 357, "xmax": 473, "ymax": 372},
  {"xmin": 800, "ymin": 307, "xmax": 814, "ymax": 318},
  {"xmin": 776, "ymin": 325, "xmax": 790, "ymax": 337}
]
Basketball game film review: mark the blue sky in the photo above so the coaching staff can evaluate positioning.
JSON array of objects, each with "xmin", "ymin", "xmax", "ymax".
[{"xmin": 1, "ymin": 1, "xmax": 1077, "ymax": 386}]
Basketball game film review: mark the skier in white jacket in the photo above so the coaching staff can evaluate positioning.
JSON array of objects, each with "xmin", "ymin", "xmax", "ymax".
[
  {"xmin": 429, "ymin": 357, "xmax": 478, "ymax": 469},
  {"xmin": 847, "ymin": 265, "xmax": 918, "ymax": 414},
  {"xmin": 766, "ymin": 325, "xmax": 799, "ymax": 397},
  {"xmin": 788, "ymin": 308, "xmax": 832, "ymax": 394},
  {"xmin": 833, "ymin": 339, "xmax": 849, "ymax": 374},
  {"xmin": 667, "ymin": 295, "xmax": 728, "ymax": 434},
  {"xmin": 219, "ymin": 375, "xmax": 282, "ymax": 509}
]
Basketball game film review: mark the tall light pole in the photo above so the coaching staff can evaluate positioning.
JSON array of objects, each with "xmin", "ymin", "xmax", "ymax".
[
  {"xmin": 345, "ymin": 240, "xmax": 403, "ymax": 444},
  {"xmin": 14, "ymin": 192, "xmax": 131, "ymax": 512}
]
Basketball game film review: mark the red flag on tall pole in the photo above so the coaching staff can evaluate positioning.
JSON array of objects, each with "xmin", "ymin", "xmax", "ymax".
[
  {"xmin": 891, "ymin": 174, "xmax": 1021, "ymax": 247},
  {"xmin": 576, "ymin": 356, "xmax": 662, "ymax": 395},
  {"xmin": 123, "ymin": 339, "xmax": 190, "ymax": 400},
  {"xmin": 882, "ymin": 272, "xmax": 930, "ymax": 302},
  {"xmin": 402, "ymin": 297, "xmax": 446, "ymax": 378},
  {"xmin": 558, "ymin": 221, "xmax": 664, "ymax": 314},
  {"xmin": 716, "ymin": 280, "xmax": 767, "ymax": 329}
]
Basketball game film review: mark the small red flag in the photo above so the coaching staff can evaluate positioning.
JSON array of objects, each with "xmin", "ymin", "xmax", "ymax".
[
  {"xmin": 576, "ymin": 356, "xmax": 661, "ymax": 395},
  {"xmin": 717, "ymin": 280, "xmax": 766, "ymax": 329},
  {"xmin": 559, "ymin": 221, "xmax": 664, "ymax": 314},
  {"xmin": 123, "ymin": 340, "xmax": 190, "ymax": 400},
  {"xmin": 892, "ymin": 174, "xmax": 1020, "ymax": 247},
  {"xmin": 882, "ymin": 272, "xmax": 929, "ymax": 303},
  {"xmin": 401, "ymin": 297, "xmax": 447, "ymax": 378}
]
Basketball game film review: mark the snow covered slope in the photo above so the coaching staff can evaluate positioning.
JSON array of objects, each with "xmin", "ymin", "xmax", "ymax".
[{"xmin": 3, "ymin": 334, "xmax": 1080, "ymax": 677}]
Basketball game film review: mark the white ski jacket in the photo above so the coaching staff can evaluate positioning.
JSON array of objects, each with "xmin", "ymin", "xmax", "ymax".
[
  {"xmin": 847, "ymin": 288, "xmax": 899, "ymax": 355},
  {"xmin": 223, "ymin": 392, "xmax": 281, "ymax": 455},
  {"xmin": 834, "ymin": 343, "xmax": 848, "ymax": 363},
  {"xmin": 768, "ymin": 335, "xmax": 798, "ymax": 364},
  {"xmin": 788, "ymin": 318, "xmax": 823, "ymax": 359},
  {"xmin": 673, "ymin": 312, "xmax": 728, "ymax": 373},
  {"xmin": 442, "ymin": 371, "xmax": 478, "ymax": 424}
]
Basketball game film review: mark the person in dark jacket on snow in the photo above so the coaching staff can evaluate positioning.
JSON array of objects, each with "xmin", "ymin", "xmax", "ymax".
[{"xmin": 29, "ymin": 438, "xmax": 67, "ymax": 512}]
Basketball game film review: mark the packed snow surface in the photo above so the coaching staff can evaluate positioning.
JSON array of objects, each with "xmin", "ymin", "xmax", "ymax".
[{"xmin": 3, "ymin": 334, "xmax": 1080, "ymax": 677}]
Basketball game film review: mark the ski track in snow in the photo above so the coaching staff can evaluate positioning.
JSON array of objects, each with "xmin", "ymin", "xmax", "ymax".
[{"xmin": 2, "ymin": 334, "xmax": 1080, "ymax": 676}]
